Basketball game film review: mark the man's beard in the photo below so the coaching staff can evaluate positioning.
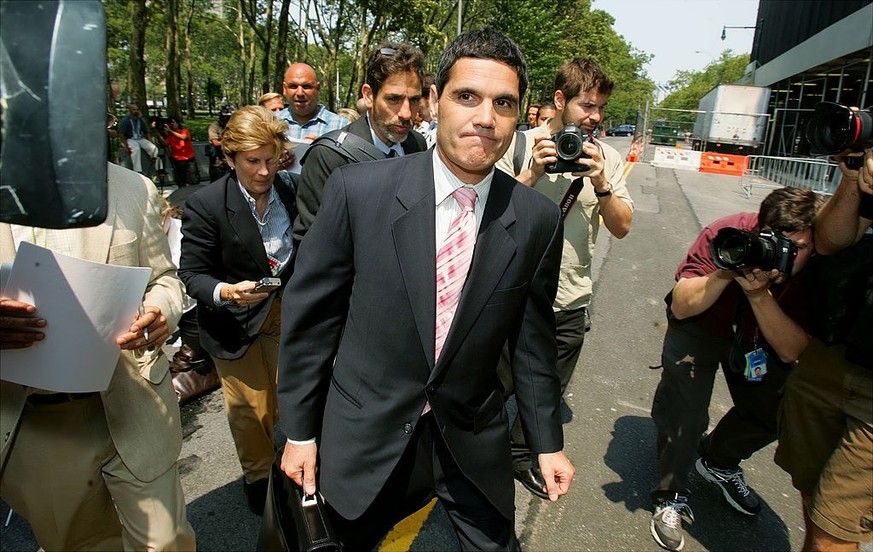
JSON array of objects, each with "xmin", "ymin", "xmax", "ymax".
[{"xmin": 375, "ymin": 118, "xmax": 411, "ymax": 144}]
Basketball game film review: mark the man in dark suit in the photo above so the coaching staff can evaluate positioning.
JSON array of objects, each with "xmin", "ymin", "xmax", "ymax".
[
  {"xmin": 293, "ymin": 42, "xmax": 428, "ymax": 240},
  {"xmin": 278, "ymin": 27, "xmax": 575, "ymax": 550}
]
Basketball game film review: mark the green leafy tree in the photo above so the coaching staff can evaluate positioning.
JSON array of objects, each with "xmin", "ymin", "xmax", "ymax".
[{"xmin": 661, "ymin": 50, "xmax": 750, "ymax": 118}]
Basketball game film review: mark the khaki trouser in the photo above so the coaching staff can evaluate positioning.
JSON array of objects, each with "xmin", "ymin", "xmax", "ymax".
[
  {"xmin": 0, "ymin": 394, "xmax": 196, "ymax": 551},
  {"xmin": 213, "ymin": 298, "xmax": 281, "ymax": 483}
]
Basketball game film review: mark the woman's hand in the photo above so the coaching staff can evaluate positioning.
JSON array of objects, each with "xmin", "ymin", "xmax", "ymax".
[{"xmin": 220, "ymin": 281, "xmax": 270, "ymax": 307}]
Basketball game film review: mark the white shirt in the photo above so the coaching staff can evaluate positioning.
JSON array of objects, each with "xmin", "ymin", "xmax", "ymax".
[{"xmin": 432, "ymin": 147, "xmax": 492, "ymax": 250}]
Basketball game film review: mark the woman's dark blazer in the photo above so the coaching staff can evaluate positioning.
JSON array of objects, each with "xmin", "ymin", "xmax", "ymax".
[{"xmin": 179, "ymin": 171, "xmax": 297, "ymax": 360}]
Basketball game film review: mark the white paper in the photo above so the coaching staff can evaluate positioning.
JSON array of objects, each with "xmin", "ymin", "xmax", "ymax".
[
  {"xmin": 287, "ymin": 138, "xmax": 311, "ymax": 174},
  {"xmin": 0, "ymin": 242, "xmax": 151, "ymax": 392}
]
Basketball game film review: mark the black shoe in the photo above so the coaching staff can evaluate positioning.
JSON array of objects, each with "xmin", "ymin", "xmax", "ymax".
[
  {"xmin": 244, "ymin": 478, "xmax": 269, "ymax": 516},
  {"xmin": 695, "ymin": 458, "xmax": 761, "ymax": 515},
  {"xmin": 513, "ymin": 465, "xmax": 549, "ymax": 500}
]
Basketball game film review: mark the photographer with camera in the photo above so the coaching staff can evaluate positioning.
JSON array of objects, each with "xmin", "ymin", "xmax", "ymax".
[
  {"xmin": 496, "ymin": 57, "xmax": 633, "ymax": 500},
  {"xmin": 774, "ymin": 107, "xmax": 872, "ymax": 551},
  {"xmin": 207, "ymin": 109, "xmax": 232, "ymax": 182},
  {"xmin": 649, "ymin": 187, "xmax": 822, "ymax": 551},
  {"xmin": 154, "ymin": 116, "xmax": 199, "ymax": 187}
]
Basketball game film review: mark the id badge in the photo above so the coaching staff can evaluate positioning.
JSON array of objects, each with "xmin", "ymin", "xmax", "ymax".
[{"xmin": 743, "ymin": 348, "xmax": 768, "ymax": 382}]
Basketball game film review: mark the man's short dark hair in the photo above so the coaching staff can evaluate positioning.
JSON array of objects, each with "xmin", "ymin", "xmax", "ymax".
[
  {"xmin": 366, "ymin": 43, "xmax": 425, "ymax": 98},
  {"xmin": 758, "ymin": 187, "xmax": 824, "ymax": 233},
  {"xmin": 435, "ymin": 27, "xmax": 528, "ymax": 101},
  {"xmin": 554, "ymin": 58, "xmax": 614, "ymax": 102},
  {"xmin": 421, "ymin": 73, "xmax": 436, "ymax": 97}
]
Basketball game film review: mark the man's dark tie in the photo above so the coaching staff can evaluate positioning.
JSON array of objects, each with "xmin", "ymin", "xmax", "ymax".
[{"xmin": 387, "ymin": 149, "xmax": 397, "ymax": 158}]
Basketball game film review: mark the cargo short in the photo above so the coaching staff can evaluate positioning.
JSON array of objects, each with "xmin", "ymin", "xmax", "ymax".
[{"xmin": 775, "ymin": 338, "xmax": 873, "ymax": 543}]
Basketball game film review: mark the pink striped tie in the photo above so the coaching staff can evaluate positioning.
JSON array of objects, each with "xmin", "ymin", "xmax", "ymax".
[{"xmin": 434, "ymin": 187, "xmax": 477, "ymax": 362}]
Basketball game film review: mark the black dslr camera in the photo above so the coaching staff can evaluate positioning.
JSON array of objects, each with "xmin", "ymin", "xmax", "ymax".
[
  {"xmin": 545, "ymin": 124, "xmax": 592, "ymax": 173},
  {"xmin": 806, "ymin": 102, "xmax": 872, "ymax": 168},
  {"xmin": 151, "ymin": 115, "xmax": 172, "ymax": 136},
  {"xmin": 710, "ymin": 228, "xmax": 797, "ymax": 274}
]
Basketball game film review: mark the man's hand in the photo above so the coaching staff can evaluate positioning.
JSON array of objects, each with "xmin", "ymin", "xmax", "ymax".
[
  {"xmin": 734, "ymin": 267, "xmax": 780, "ymax": 298},
  {"xmin": 835, "ymin": 149, "xmax": 873, "ymax": 196},
  {"xmin": 538, "ymin": 451, "xmax": 575, "ymax": 502},
  {"xmin": 281, "ymin": 441, "xmax": 318, "ymax": 495},
  {"xmin": 577, "ymin": 140, "xmax": 607, "ymax": 192},
  {"xmin": 278, "ymin": 149, "xmax": 297, "ymax": 170},
  {"xmin": 0, "ymin": 299, "xmax": 46, "ymax": 349},
  {"xmin": 528, "ymin": 135, "xmax": 558, "ymax": 181},
  {"xmin": 117, "ymin": 305, "xmax": 169, "ymax": 351}
]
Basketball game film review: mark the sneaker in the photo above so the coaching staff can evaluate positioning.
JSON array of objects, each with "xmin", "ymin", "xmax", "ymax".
[
  {"xmin": 695, "ymin": 458, "xmax": 761, "ymax": 515},
  {"xmin": 651, "ymin": 498, "xmax": 694, "ymax": 551}
]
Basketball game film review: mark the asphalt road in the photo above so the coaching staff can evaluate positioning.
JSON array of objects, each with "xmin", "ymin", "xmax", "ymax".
[{"xmin": 3, "ymin": 138, "xmax": 868, "ymax": 551}]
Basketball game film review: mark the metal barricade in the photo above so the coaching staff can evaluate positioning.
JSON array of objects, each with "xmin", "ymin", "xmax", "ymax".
[{"xmin": 740, "ymin": 156, "xmax": 840, "ymax": 198}]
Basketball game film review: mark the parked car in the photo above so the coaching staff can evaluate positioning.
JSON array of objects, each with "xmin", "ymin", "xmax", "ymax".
[{"xmin": 606, "ymin": 124, "xmax": 635, "ymax": 136}]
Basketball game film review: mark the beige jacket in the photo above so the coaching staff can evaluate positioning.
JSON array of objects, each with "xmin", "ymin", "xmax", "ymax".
[{"xmin": 0, "ymin": 163, "xmax": 184, "ymax": 482}]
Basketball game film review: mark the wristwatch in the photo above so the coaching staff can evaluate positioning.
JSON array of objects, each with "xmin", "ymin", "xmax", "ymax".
[{"xmin": 594, "ymin": 185, "xmax": 612, "ymax": 198}]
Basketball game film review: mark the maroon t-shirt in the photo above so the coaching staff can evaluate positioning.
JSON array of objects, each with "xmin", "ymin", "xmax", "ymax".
[{"xmin": 673, "ymin": 212, "xmax": 809, "ymax": 342}]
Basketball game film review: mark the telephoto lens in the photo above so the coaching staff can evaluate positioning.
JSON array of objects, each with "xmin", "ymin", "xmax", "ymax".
[{"xmin": 806, "ymin": 102, "xmax": 872, "ymax": 155}]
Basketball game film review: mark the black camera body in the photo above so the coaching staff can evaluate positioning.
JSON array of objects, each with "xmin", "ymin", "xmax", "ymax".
[
  {"xmin": 806, "ymin": 102, "xmax": 872, "ymax": 156},
  {"xmin": 151, "ymin": 115, "xmax": 172, "ymax": 136},
  {"xmin": 710, "ymin": 227, "xmax": 797, "ymax": 274},
  {"xmin": 545, "ymin": 124, "xmax": 592, "ymax": 173}
]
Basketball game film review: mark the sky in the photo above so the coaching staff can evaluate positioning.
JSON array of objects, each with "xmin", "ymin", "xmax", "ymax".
[{"xmin": 592, "ymin": 0, "xmax": 760, "ymax": 88}]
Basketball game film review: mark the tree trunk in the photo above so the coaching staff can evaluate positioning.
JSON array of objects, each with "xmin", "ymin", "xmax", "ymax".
[
  {"xmin": 129, "ymin": 0, "xmax": 149, "ymax": 117},
  {"xmin": 273, "ymin": 0, "xmax": 292, "ymax": 93},
  {"xmin": 237, "ymin": 7, "xmax": 246, "ymax": 108},
  {"xmin": 260, "ymin": 0, "xmax": 273, "ymax": 95},
  {"xmin": 248, "ymin": 27, "xmax": 257, "ymax": 104},
  {"xmin": 184, "ymin": 0, "xmax": 195, "ymax": 119},
  {"xmin": 166, "ymin": 0, "xmax": 181, "ymax": 119}
]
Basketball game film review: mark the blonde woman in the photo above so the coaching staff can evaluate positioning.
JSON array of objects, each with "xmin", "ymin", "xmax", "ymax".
[{"xmin": 178, "ymin": 106, "xmax": 297, "ymax": 514}]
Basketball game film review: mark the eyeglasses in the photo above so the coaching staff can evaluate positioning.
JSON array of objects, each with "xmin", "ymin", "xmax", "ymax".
[{"xmin": 379, "ymin": 47, "xmax": 397, "ymax": 56}]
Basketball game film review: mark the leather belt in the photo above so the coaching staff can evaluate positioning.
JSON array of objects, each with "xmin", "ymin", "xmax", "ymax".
[{"xmin": 27, "ymin": 392, "xmax": 99, "ymax": 406}]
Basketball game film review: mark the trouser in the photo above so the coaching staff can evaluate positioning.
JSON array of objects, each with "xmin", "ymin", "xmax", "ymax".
[
  {"xmin": 170, "ymin": 157, "xmax": 199, "ymax": 187},
  {"xmin": 178, "ymin": 307, "xmax": 208, "ymax": 359},
  {"xmin": 651, "ymin": 318, "xmax": 789, "ymax": 496},
  {"xmin": 0, "ymin": 394, "xmax": 195, "ymax": 551},
  {"xmin": 128, "ymin": 137, "xmax": 159, "ymax": 174},
  {"xmin": 775, "ymin": 338, "xmax": 873, "ymax": 543},
  {"xmin": 326, "ymin": 414, "xmax": 520, "ymax": 552},
  {"xmin": 499, "ymin": 306, "xmax": 587, "ymax": 470},
  {"xmin": 212, "ymin": 298, "xmax": 281, "ymax": 483}
]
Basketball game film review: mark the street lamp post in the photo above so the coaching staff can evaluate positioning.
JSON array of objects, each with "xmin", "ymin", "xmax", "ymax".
[{"xmin": 721, "ymin": 24, "xmax": 756, "ymax": 41}]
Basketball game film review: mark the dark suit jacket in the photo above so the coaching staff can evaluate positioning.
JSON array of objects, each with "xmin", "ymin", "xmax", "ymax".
[
  {"xmin": 278, "ymin": 150, "xmax": 564, "ymax": 520},
  {"xmin": 293, "ymin": 116, "xmax": 428, "ymax": 240},
  {"xmin": 179, "ymin": 171, "xmax": 297, "ymax": 360}
]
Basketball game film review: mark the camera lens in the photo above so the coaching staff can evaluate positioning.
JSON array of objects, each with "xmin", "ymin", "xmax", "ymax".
[
  {"xmin": 807, "ymin": 102, "xmax": 873, "ymax": 155},
  {"xmin": 556, "ymin": 133, "xmax": 582, "ymax": 160},
  {"xmin": 714, "ymin": 232, "xmax": 751, "ymax": 269}
]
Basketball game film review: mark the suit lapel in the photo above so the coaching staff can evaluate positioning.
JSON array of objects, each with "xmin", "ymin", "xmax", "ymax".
[
  {"xmin": 391, "ymin": 152, "xmax": 438, "ymax": 369},
  {"xmin": 430, "ymin": 172, "xmax": 518, "ymax": 381},
  {"xmin": 81, "ymin": 179, "xmax": 118, "ymax": 263},
  {"xmin": 225, "ymin": 175, "xmax": 271, "ymax": 272}
]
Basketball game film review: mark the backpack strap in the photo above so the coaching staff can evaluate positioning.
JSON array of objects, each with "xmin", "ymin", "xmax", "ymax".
[
  {"xmin": 301, "ymin": 129, "xmax": 386, "ymax": 166},
  {"xmin": 512, "ymin": 130, "xmax": 528, "ymax": 175}
]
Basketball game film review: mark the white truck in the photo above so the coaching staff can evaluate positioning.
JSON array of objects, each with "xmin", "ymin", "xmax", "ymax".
[{"xmin": 693, "ymin": 84, "xmax": 771, "ymax": 154}]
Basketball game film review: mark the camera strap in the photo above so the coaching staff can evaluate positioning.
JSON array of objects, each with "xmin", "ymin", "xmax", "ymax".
[{"xmin": 558, "ymin": 177, "xmax": 585, "ymax": 220}]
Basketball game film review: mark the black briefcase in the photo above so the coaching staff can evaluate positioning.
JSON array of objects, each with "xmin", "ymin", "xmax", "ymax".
[{"xmin": 257, "ymin": 447, "xmax": 342, "ymax": 552}]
